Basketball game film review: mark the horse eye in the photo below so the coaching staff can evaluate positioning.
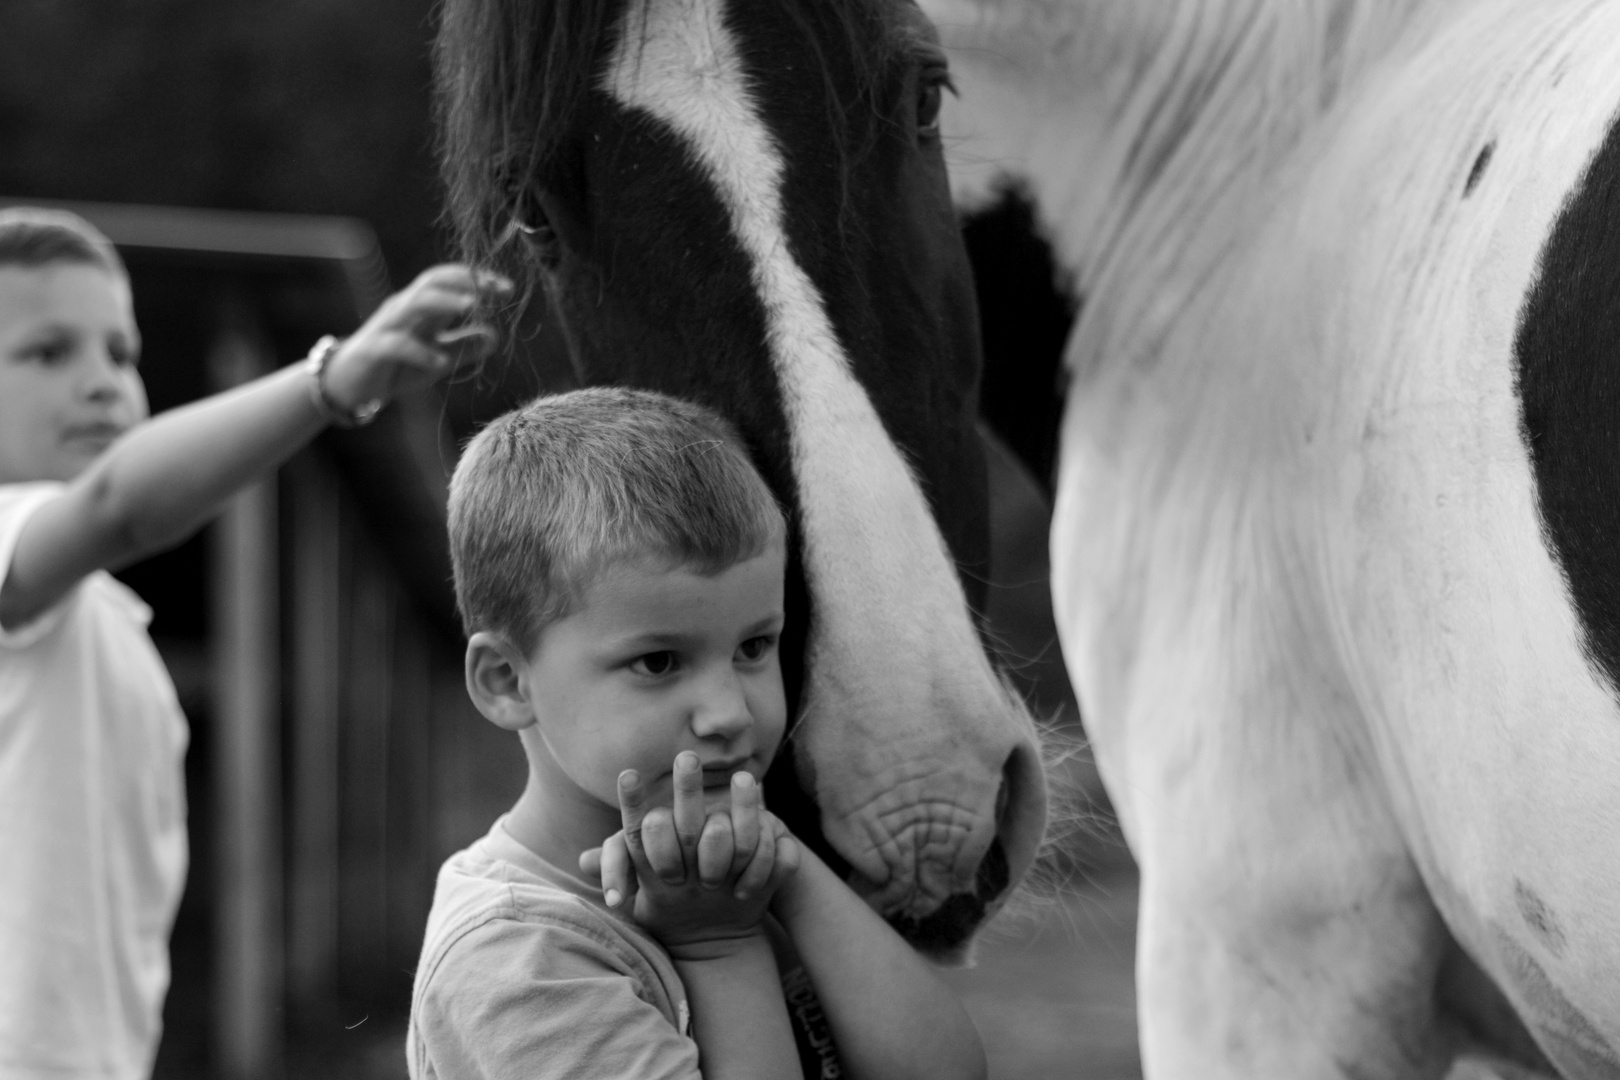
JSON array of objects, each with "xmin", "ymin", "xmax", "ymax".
[
  {"xmin": 917, "ymin": 80, "xmax": 943, "ymax": 138},
  {"xmin": 514, "ymin": 215, "xmax": 561, "ymax": 270}
]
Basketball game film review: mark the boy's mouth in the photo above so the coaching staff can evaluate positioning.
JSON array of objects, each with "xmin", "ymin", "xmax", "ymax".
[
  {"xmin": 62, "ymin": 421, "xmax": 125, "ymax": 451},
  {"xmin": 700, "ymin": 761, "xmax": 751, "ymax": 788}
]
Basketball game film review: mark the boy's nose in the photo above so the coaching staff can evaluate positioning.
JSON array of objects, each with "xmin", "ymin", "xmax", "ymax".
[
  {"xmin": 689, "ymin": 668, "xmax": 753, "ymax": 741},
  {"xmin": 80, "ymin": 352, "xmax": 128, "ymax": 403}
]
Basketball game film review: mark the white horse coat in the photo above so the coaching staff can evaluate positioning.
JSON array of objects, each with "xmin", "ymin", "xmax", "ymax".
[{"xmin": 927, "ymin": 0, "xmax": 1620, "ymax": 1075}]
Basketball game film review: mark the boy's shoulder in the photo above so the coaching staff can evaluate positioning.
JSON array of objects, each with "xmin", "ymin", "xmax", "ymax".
[
  {"xmin": 0, "ymin": 481, "xmax": 153, "ymax": 649},
  {"xmin": 409, "ymin": 819, "xmax": 700, "ymax": 1077},
  {"xmin": 417, "ymin": 817, "xmax": 685, "ymax": 997}
]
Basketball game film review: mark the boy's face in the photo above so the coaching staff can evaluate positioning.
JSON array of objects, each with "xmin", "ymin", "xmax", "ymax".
[
  {"xmin": 521, "ymin": 542, "xmax": 788, "ymax": 830},
  {"xmin": 0, "ymin": 262, "xmax": 146, "ymax": 485}
]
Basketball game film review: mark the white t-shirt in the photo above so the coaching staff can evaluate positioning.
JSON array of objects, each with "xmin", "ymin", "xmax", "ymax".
[{"xmin": 0, "ymin": 483, "xmax": 189, "ymax": 1080}]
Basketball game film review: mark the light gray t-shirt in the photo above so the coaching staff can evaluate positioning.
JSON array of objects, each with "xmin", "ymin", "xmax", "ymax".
[
  {"xmin": 409, "ymin": 817, "xmax": 844, "ymax": 1079},
  {"xmin": 408, "ymin": 817, "xmax": 702, "ymax": 1079}
]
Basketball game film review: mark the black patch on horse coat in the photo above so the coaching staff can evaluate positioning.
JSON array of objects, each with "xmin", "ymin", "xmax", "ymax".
[
  {"xmin": 1513, "ymin": 879, "xmax": 1567, "ymax": 958},
  {"xmin": 1515, "ymin": 108, "xmax": 1620, "ymax": 701},
  {"xmin": 962, "ymin": 179, "xmax": 1080, "ymax": 495},
  {"xmin": 1465, "ymin": 140, "xmax": 1495, "ymax": 197}
]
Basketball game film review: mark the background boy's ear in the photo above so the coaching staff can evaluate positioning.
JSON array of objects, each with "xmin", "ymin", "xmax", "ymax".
[{"xmin": 464, "ymin": 631, "xmax": 536, "ymax": 731}]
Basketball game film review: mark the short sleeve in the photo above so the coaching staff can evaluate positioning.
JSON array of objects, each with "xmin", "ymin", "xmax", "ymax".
[
  {"xmin": 0, "ymin": 483, "xmax": 69, "ymax": 648},
  {"xmin": 413, "ymin": 913, "xmax": 702, "ymax": 1080}
]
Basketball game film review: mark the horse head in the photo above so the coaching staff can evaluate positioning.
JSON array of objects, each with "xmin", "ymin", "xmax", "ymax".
[{"xmin": 433, "ymin": 0, "xmax": 1046, "ymax": 956}]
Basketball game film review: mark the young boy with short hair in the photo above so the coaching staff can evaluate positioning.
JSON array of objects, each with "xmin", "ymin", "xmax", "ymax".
[
  {"xmin": 410, "ymin": 387, "xmax": 987, "ymax": 1080},
  {"xmin": 0, "ymin": 206, "xmax": 506, "ymax": 1078}
]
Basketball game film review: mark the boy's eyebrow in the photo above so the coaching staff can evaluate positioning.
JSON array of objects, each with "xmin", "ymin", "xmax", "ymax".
[{"xmin": 602, "ymin": 613, "xmax": 785, "ymax": 652}]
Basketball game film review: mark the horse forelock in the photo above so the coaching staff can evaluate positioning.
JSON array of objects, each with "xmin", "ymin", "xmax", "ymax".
[
  {"xmin": 432, "ymin": 0, "xmax": 907, "ymax": 294},
  {"xmin": 433, "ymin": 0, "xmax": 628, "ymax": 282}
]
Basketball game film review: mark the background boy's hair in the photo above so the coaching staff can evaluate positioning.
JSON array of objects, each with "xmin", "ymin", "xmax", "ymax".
[
  {"xmin": 448, "ymin": 386, "xmax": 787, "ymax": 653},
  {"xmin": 0, "ymin": 206, "xmax": 125, "ymax": 276}
]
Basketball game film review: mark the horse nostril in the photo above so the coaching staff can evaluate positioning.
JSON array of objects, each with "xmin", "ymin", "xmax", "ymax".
[
  {"xmin": 992, "ymin": 738, "xmax": 1047, "ymax": 902},
  {"xmin": 974, "ymin": 836, "xmax": 1010, "ymax": 904}
]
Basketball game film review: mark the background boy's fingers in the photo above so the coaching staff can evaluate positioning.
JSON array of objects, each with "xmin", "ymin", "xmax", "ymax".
[
  {"xmin": 640, "ymin": 809, "xmax": 686, "ymax": 885},
  {"xmin": 671, "ymin": 751, "xmax": 704, "ymax": 856},
  {"xmin": 728, "ymin": 772, "xmax": 761, "ymax": 878},
  {"xmin": 383, "ymin": 333, "xmax": 450, "ymax": 374},
  {"xmin": 696, "ymin": 812, "xmax": 735, "ymax": 889}
]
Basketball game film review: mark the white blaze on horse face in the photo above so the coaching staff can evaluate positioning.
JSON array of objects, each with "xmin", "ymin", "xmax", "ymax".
[{"xmin": 604, "ymin": 0, "xmax": 1043, "ymax": 919}]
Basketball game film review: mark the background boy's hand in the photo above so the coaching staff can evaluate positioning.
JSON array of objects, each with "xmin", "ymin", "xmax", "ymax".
[
  {"xmin": 585, "ymin": 752, "xmax": 798, "ymax": 957},
  {"xmin": 321, "ymin": 263, "xmax": 510, "ymax": 411}
]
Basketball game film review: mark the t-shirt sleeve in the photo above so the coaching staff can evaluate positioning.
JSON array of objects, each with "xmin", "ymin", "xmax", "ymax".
[
  {"xmin": 413, "ymin": 913, "xmax": 703, "ymax": 1080},
  {"xmin": 0, "ymin": 483, "xmax": 69, "ymax": 649}
]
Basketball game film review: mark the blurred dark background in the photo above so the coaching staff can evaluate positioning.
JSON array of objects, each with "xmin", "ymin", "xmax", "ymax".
[{"xmin": 0, "ymin": 0, "xmax": 447, "ymax": 280}]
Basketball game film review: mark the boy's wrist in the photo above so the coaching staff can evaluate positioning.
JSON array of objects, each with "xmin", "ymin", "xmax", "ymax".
[
  {"xmin": 665, "ymin": 927, "xmax": 772, "ymax": 965},
  {"xmin": 305, "ymin": 335, "xmax": 382, "ymax": 428}
]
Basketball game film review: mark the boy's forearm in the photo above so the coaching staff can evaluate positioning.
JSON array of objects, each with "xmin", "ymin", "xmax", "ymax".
[
  {"xmin": 83, "ymin": 362, "xmax": 324, "ymax": 559},
  {"xmin": 670, "ymin": 933, "xmax": 802, "ymax": 1080},
  {"xmin": 772, "ymin": 849, "xmax": 988, "ymax": 1080},
  {"xmin": 3, "ymin": 363, "xmax": 324, "ymax": 626}
]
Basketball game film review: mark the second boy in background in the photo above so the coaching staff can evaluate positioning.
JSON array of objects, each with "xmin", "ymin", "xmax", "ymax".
[{"xmin": 409, "ymin": 387, "xmax": 987, "ymax": 1079}]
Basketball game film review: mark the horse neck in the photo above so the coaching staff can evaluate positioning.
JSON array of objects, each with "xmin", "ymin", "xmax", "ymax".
[{"xmin": 934, "ymin": 0, "xmax": 1430, "ymax": 374}]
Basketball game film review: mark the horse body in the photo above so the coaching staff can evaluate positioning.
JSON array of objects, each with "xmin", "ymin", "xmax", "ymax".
[
  {"xmin": 435, "ymin": 0, "xmax": 1046, "ymax": 956},
  {"xmin": 931, "ymin": 0, "xmax": 1620, "ymax": 1073}
]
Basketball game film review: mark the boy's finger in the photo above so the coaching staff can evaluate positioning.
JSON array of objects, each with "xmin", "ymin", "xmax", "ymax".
[
  {"xmin": 696, "ymin": 812, "xmax": 734, "ymax": 890},
  {"xmin": 617, "ymin": 770, "xmax": 652, "ymax": 871},
  {"xmin": 671, "ymin": 752, "xmax": 704, "ymax": 857},
  {"xmin": 434, "ymin": 322, "xmax": 499, "ymax": 351},
  {"xmin": 767, "ymin": 834, "xmax": 801, "ymax": 890},
  {"xmin": 734, "ymin": 816, "xmax": 778, "ymax": 901},
  {"xmin": 640, "ymin": 809, "xmax": 686, "ymax": 885},
  {"xmin": 729, "ymin": 773, "xmax": 761, "ymax": 878},
  {"xmin": 598, "ymin": 832, "xmax": 636, "ymax": 910}
]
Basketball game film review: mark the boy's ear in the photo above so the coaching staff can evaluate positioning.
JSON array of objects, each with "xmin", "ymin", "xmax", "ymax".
[{"xmin": 465, "ymin": 631, "xmax": 537, "ymax": 732}]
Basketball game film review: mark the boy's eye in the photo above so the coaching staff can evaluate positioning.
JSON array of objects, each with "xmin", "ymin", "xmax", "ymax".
[
  {"xmin": 736, "ymin": 636, "xmax": 776, "ymax": 663},
  {"xmin": 22, "ymin": 340, "xmax": 68, "ymax": 365},
  {"xmin": 630, "ymin": 651, "xmax": 678, "ymax": 677}
]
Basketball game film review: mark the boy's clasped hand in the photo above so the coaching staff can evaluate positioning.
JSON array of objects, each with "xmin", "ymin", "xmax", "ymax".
[{"xmin": 586, "ymin": 752, "xmax": 800, "ymax": 953}]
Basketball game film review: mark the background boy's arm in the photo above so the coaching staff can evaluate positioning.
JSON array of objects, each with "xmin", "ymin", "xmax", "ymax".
[
  {"xmin": 0, "ymin": 264, "xmax": 499, "ymax": 630},
  {"xmin": 771, "ymin": 846, "xmax": 989, "ymax": 1080}
]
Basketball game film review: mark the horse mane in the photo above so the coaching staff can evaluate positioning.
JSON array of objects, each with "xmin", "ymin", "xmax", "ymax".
[
  {"xmin": 433, "ymin": 0, "xmax": 900, "ymax": 284},
  {"xmin": 433, "ymin": 0, "xmax": 624, "ymax": 279}
]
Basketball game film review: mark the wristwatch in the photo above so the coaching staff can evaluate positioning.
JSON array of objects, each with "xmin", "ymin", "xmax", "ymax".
[{"xmin": 305, "ymin": 335, "xmax": 383, "ymax": 428}]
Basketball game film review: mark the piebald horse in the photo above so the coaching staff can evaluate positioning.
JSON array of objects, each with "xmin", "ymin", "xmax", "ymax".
[
  {"xmin": 432, "ymin": 0, "xmax": 1047, "ymax": 956},
  {"xmin": 932, "ymin": 0, "xmax": 1620, "ymax": 1075}
]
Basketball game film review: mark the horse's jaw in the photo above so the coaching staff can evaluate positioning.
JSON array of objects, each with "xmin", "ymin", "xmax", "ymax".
[{"xmin": 792, "ymin": 637, "xmax": 1049, "ymax": 956}]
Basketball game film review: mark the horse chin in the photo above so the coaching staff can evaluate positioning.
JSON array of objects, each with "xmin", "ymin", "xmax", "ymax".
[{"xmin": 862, "ymin": 837, "xmax": 1012, "ymax": 963}]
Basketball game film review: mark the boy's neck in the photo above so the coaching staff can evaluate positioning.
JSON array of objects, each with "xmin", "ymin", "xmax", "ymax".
[{"xmin": 502, "ymin": 759, "xmax": 621, "ymax": 877}]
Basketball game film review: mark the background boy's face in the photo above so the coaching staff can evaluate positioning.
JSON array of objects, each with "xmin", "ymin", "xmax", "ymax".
[
  {"xmin": 0, "ymin": 261, "xmax": 147, "ymax": 485},
  {"xmin": 521, "ymin": 543, "xmax": 788, "ymax": 832}
]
